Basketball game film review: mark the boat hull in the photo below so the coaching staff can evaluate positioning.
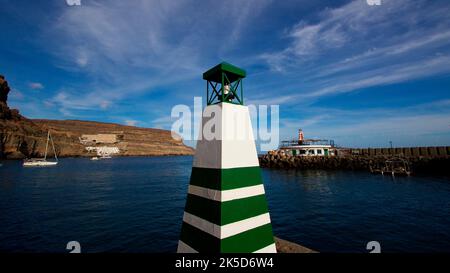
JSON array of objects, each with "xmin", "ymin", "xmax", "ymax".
[{"xmin": 23, "ymin": 161, "xmax": 58, "ymax": 167}]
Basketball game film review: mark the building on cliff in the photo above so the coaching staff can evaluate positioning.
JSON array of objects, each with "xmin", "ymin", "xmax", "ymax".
[
  {"xmin": 85, "ymin": 146, "xmax": 120, "ymax": 156},
  {"xmin": 80, "ymin": 134, "xmax": 121, "ymax": 145}
]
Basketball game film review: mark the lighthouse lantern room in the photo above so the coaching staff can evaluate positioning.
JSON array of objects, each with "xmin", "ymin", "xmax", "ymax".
[{"xmin": 203, "ymin": 62, "xmax": 246, "ymax": 106}]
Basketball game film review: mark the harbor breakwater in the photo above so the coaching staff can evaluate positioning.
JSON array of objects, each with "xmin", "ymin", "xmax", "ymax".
[{"xmin": 259, "ymin": 147, "xmax": 450, "ymax": 175}]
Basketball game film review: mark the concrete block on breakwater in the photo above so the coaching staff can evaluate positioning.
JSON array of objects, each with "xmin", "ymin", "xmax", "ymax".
[{"xmin": 352, "ymin": 147, "xmax": 450, "ymax": 157}]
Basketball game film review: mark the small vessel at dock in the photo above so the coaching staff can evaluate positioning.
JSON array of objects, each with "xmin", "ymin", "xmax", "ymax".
[
  {"xmin": 279, "ymin": 129, "xmax": 336, "ymax": 157},
  {"xmin": 23, "ymin": 131, "xmax": 58, "ymax": 167}
]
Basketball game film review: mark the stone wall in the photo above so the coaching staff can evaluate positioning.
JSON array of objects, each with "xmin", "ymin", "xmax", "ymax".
[
  {"xmin": 347, "ymin": 147, "xmax": 450, "ymax": 157},
  {"xmin": 259, "ymin": 149, "xmax": 450, "ymax": 175}
]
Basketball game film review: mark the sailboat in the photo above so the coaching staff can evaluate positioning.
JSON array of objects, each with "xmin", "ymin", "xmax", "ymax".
[{"xmin": 23, "ymin": 131, "xmax": 58, "ymax": 167}]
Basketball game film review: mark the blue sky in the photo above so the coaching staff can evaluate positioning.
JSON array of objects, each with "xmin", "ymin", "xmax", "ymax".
[{"xmin": 1, "ymin": 0, "xmax": 450, "ymax": 148}]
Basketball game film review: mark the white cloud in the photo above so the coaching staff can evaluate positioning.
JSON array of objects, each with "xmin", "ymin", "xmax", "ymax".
[
  {"xmin": 314, "ymin": 113, "xmax": 450, "ymax": 147},
  {"xmin": 76, "ymin": 51, "xmax": 88, "ymax": 67},
  {"xmin": 125, "ymin": 120, "xmax": 138, "ymax": 126},
  {"xmin": 278, "ymin": 100, "xmax": 450, "ymax": 147},
  {"xmin": 257, "ymin": 0, "xmax": 450, "ymax": 102},
  {"xmin": 151, "ymin": 115, "xmax": 173, "ymax": 129},
  {"xmin": 40, "ymin": 0, "xmax": 270, "ymax": 116},
  {"xmin": 247, "ymin": 94, "xmax": 300, "ymax": 106},
  {"xmin": 251, "ymin": 53, "xmax": 450, "ymax": 107},
  {"xmin": 262, "ymin": 0, "xmax": 407, "ymax": 66},
  {"xmin": 28, "ymin": 82, "xmax": 44, "ymax": 90},
  {"xmin": 304, "ymin": 55, "xmax": 450, "ymax": 99},
  {"xmin": 315, "ymin": 30, "xmax": 450, "ymax": 79},
  {"xmin": 47, "ymin": 90, "xmax": 108, "ymax": 113},
  {"xmin": 281, "ymin": 114, "xmax": 329, "ymax": 129},
  {"xmin": 9, "ymin": 89, "xmax": 24, "ymax": 100},
  {"xmin": 99, "ymin": 100, "xmax": 110, "ymax": 110}
]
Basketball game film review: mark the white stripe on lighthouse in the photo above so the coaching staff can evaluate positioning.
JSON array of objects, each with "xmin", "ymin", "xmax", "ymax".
[
  {"xmin": 220, "ymin": 213, "xmax": 272, "ymax": 239},
  {"xmin": 188, "ymin": 184, "xmax": 265, "ymax": 202},
  {"xmin": 183, "ymin": 212, "xmax": 272, "ymax": 239},
  {"xmin": 183, "ymin": 212, "xmax": 221, "ymax": 238},
  {"xmin": 193, "ymin": 103, "xmax": 260, "ymax": 169},
  {"xmin": 253, "ymin": 243, "xmax": 277, "ymax": 253}
]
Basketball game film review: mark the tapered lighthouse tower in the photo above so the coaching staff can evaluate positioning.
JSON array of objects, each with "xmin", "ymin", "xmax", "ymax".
[{"xmin": 177, "ymin": 62, "xmax": 276, "ymax": 253}]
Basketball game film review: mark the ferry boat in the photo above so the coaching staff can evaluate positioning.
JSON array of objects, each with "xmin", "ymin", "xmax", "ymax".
[{"xmin": 279, "ymin": 129, "xmax": 336, "ymax": 157}]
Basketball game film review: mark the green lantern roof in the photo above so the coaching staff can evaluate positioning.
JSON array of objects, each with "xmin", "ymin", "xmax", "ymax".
[{"xmin": 203, "ymin": 62, "xmax": 246, "ymax": 83}]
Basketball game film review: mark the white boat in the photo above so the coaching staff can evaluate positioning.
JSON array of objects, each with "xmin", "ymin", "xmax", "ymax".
[
  {"xmin": 91, "ymin": 157, "xmax": 99, "ymax": 161},
  {"xmin": 98, "ymin": 151, "xmax": 112, "ymax": 159},
  {"xmin": 23, "ymin": 159, "xmax": 58, "ymax": 167},
  {"xmin": 23, "ymin": 131, "xmax": 59, "ymax": 167},
  {"xmin": 279, "ymin": 129, "xmax": 336, "ymax": 157}
]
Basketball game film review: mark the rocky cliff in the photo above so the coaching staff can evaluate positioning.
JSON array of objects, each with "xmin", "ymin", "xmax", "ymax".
[
  {"xmin": 0, "ymin": 75, "xmax": 194, "ymax": 159},
  {"xmin": 33, "ymin": 119, "xmax": 194, "ymax": 157}
]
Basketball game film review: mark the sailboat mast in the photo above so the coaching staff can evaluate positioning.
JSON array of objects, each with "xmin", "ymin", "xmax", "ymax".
[
  {"xmin": 44, "ymin": 131, "xmax": 49, "ymax": 160},
  {"xmin": 50, "ymin": 132, "xmax": 58, "ymax": 161}
]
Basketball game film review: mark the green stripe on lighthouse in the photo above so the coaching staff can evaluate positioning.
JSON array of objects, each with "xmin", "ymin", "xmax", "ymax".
[
  {"xmin": 189, "ymin": 166, "xmax": 263, "ymax": 191},
  {"xmin": 221, "ymin": 224, "xmax": 275, "ymax": 253},
  {"xmin": 184, "ymin": 194, "xmax": 269, "ymax": 226},
  {"xmin": 180, "ymin": 222, "xmax": 275, "ymax": 253},
  {"xmin": 180, "ymin": 222, "xmax": 220, "ymax": 252}
]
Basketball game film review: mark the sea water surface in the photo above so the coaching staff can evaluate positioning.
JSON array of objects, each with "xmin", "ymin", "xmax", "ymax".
[{"xmin": 1, "ymin": 156, "xmax": 449, "ymax": 253}]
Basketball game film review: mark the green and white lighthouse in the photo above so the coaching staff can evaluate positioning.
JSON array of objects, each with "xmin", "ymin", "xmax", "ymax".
[{"xmin": 177, "ymin": 62, "xmax": 276, "ymax": 253}]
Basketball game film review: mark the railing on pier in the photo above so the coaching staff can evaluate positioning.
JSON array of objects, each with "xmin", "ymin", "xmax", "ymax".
[
  {"xmin": 369, "ymin": 157, "xmax": 412, "ymax": 176},
  {"xmin": 280, "ymin": 139, "xmax": 335, "ymax": 147}
]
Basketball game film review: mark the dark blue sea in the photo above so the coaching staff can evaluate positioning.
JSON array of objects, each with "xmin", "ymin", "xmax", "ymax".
[{"xmin": 1, "ymin": 156, "xmax": 449, "ymax": 253}]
